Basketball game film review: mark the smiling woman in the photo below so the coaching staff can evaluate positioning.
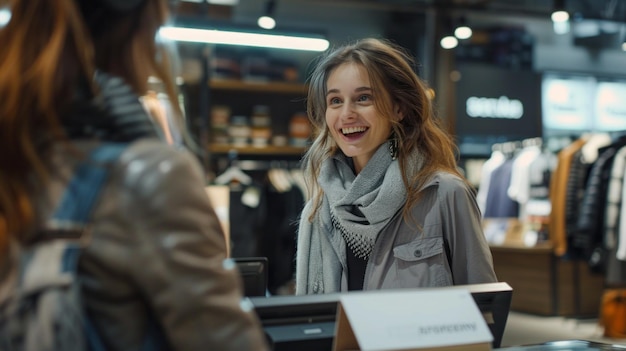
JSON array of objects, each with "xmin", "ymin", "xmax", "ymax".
[{"xmin": 295, "ymin": 37, "xmax": 498, "ymax": 295}]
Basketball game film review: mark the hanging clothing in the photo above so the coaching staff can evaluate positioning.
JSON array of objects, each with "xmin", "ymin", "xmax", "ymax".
[
  {"xmin": 604, "ymin": 145, "xmax": 626, "ymax": 253},
  {"xmin": 606, "ymin": 145, "xmax": 626, "ymax": 285},
  {"xmin": 507, "ymin": 144, "xmax": 541, "ymax": 219},
  {"xmin": 574, "ymin": 136, "xmax": 626, "ymax": 271},
  {"xmin": 618, "ymin": 164, "xmax": 626, "ymax": 261},
  {"xmin": 549, "ymin": 137, "xmax": 587, "ymax": 257},
  {"xmin": 563, "ymin": 150, "xmax": 589, "ymax": 259},
  {"xmin": 260, "ymin": 183, "xmax": 304, "ymax": 294},
  {"xmin": 484, "ymin": 157, "xmax": 518, "ymax": 218},
  {"xmin": 525, "ymin": 148, "xmax": 557, "ymax": 218},
  {"xmin": 476, "ymin": 149, "xmax": 506, "ymax": 216},
  {"xmin": 228, "ymin": 183, "xmax": 266, "ymax": 258}
]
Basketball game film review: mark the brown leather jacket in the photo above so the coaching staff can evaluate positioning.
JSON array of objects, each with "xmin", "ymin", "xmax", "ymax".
[{"xmin": 36, "ymin": 139, "xmax": 269, "ymax": 350}]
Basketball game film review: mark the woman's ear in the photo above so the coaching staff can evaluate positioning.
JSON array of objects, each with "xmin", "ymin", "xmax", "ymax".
[{"xmin": 394, "ymin": 105, "xmax": 405, "ymax": 121}]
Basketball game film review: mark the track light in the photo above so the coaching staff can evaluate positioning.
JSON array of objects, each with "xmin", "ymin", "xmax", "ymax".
[
  {"xmin": 455, "ymin": 25, "xmax": 472, "ymax": 40},
  {"xmin": 440, "ymin": 35, "xmax": 458, "ymax": 49},
  {"xmin": 454, "ymin": 17, "xmax": 472, "ymax": 40},
  {"xmin": 257, "ymin": 16, "xmax": 275, "ymax": 30},
  {"xmin": 258, "ymin": 0, "xmax": 276, "ymax": 30},
  {"xmin": 440, "ymin": 16, "xmax": 459, "ymax": 49},
  {"xmin": 551, "ymin": 0, "xmax": 570, "ymax": 34},
  {"xmin": 551, "ymin": 10, "xmax": 569, "ymax": 22}
]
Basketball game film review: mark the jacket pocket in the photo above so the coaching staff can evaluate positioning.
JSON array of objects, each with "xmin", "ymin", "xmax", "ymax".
[
  {"xmin": 393, "ymin": 236, "xmax": 444, "ymax": 262},
  {"xmin": 389, "ymin": 236, "xmax": 452, "ymax": 287}
]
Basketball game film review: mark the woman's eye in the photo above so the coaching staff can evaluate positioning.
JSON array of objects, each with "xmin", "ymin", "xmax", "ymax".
[
  {"xmin": 329, "ymin": 97, "xmax": 341, "ymax": 105},
  {"xmin": 358, "ymin": 94, "xmax": 372, "ymax": 102}
]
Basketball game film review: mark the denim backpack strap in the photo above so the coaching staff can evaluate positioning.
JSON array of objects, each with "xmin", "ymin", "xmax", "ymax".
[
  {"xmin": 53, "ymin": 143, "xmax": 128, "ymax": 225},
  {"xmin": 51, "ymin": 142, "xmax": 128, "ymax": 351}
]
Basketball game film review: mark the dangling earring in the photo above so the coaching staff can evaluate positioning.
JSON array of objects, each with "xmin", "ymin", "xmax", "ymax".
[{"xmin": 389, "ymin": 135, "xmax": 398, "ymax": 160}]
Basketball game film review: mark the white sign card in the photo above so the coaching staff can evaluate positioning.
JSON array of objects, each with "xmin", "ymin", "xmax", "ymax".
[{"xmin": 333, "ymin": 288, "xmax": 493, "ymax": 351}]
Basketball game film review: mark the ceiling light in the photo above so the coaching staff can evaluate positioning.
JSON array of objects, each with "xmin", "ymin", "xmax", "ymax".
[
  {"xmin": 551, "ymin": 10, "xmax": 569, "ymax": 23},
  {"xmin": 159, "ymin": 26, "xmax": 329, "ymax": 52},
  {"xmin": 440, "ymin": 36, "xmax": 458, "ymax": 49},
  {"xmin": 257, "ymin": 15, "xmax": 276, "ymax": 30},
  {"xmin": 455, "ymin": 26, "xmax": 472, "ymax": 40},
  {"xmin": 258, "ymin": 0, "xmax": 276, "ymax": 30},
  {"xmin": 551, "ymin": 0, "xmax": 568, "ymax": 22},
  {"xmin": 551, "ymin": 0, "xmax": 569, "ymax": 35},
  {"xmin": 551, "ymin": 10, "xmax": 570, "ymax": 34}
]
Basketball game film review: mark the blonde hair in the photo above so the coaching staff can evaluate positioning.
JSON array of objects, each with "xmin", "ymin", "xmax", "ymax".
[{"xmin": 302, "ymin": 38, "xmax": 464, "ymax": 222}]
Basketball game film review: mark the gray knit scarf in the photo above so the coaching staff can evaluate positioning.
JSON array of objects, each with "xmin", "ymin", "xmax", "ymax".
[{"xmin": 296, "ymin": 141, "xmax": 411, "ymax": 294}]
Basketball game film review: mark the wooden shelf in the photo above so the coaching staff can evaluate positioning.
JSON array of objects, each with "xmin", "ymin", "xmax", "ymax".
[
  {"xmin": 209, "ymin": 79, "xmax": 307, "ymax": 94},
  {"xmin": 208, "ymin": 144, "xmax": 306, "ymax": 156}
]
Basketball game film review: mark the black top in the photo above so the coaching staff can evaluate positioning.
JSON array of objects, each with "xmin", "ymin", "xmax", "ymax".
[{"xmin": 346, "ymin": 247, "xmax": 367, "ymax": 291}]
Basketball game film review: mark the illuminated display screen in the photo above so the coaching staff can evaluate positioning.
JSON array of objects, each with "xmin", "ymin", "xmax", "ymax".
[
  {"xmin": 594, "ymin": 80, "xmax": 626, "ymax": 132},
  {"xmin": 541, "ymin": 74, "xmax": 594, "ymax": 131}
]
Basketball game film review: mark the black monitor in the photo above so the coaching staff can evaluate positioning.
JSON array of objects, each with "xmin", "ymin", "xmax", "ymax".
[
  {"xmin": 233, "ymin": 257, "xmax": 268, "ymax": 297},
  {"xmin": 249, "ymin": 282, "xmax": 513, "ymax": 351}
]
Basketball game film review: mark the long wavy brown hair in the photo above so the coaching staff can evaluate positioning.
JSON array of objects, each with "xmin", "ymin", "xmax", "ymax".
[
  {"xmin": 0, "ymin": 0, "xmax": 179, "ymax": 253},
  {"xmin": 303, "ymin": 38, "xmax": 464, "ymax": 222}
]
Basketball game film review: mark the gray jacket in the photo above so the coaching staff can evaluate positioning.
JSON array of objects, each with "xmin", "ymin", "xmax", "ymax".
[
  {"xmin": 300, "ymin": 172, "xmax": 497, "ymax": 293},
  {"xmin": 363, "ymin": 172, "xmax": 498, "ymax": 290},
  {"xmin": 32, "ymin": 139, "xmax": 269, "ymax": 350}
]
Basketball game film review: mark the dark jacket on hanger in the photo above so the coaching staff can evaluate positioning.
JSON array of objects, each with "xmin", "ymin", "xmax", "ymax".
[{"xmin": 574, "ymin": 136, "xmax": 626, "ymax": 271}]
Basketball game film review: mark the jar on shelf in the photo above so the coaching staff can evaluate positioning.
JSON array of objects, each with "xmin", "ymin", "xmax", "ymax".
[
  {"xmin": 289, "ymin": 112, "xmax": 311, "ymax": 147},
  {"xmin": 272, "ymin": 135, "xmax": 288, "ymax": 147},
  {"xmin": 250, "ymin": 105, "xmax": 272, "ymax": 148},
  {"xmin": 228, "ymin": 115, "xmax": 251, "ymax": 147},
  {"xmin": 210, "ymin": 105, "xmax": 231, "ymax": 145}
]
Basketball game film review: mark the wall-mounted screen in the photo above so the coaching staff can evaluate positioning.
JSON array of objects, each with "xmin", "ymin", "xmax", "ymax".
[
  {"xmin": 541, "ymin": 74, "xmax": 595, "ymax": 133},
  {"xmin": 594, "ymin": 80, "xmax": 626, "ymax": 132}
]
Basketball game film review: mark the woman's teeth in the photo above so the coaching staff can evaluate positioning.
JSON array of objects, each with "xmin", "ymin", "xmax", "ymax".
[{"xmin": 342, "ymin": 126, "xmax": 367, "ymax": 135}]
